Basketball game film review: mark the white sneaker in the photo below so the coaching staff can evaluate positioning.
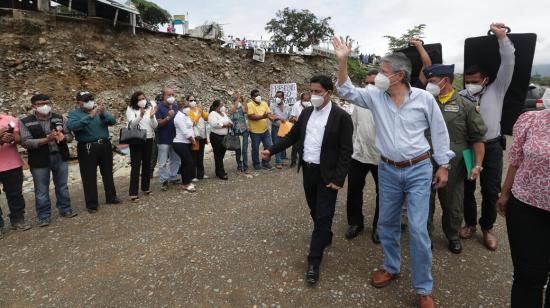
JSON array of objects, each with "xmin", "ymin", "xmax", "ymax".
[
  {"xmin": 185, "ymin": 184, "xmax": 196, "ymax": 192},
  {"xmin": 202, "ymin": 175, "xmax": 210, "ymax": 179},
  {"xmin": 191, "ymin": 178, "xmax": 199, "ymax": 183}
]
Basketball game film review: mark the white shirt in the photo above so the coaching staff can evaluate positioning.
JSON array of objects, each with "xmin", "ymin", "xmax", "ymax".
[
  {"xmin": 291, "ymin": 101, "xmax": 305, "ymax": 118},
  {"xmin": 303, "ymin": 102, "xmax": 332, "ymax": 164},
  {"xmin": 351, "ymin": 106, "xmax": 380, "ymax": 165},
  {"xmin": 208, "ymin": 111, "xmax": 233, "ymax": 135},
  {"xmin": 125, "ymin": 104, "xmax": 158, "ymax": 139},
  {"xmin": 173, "ymin": 112, "xmax": 195, "ymax": 143}
]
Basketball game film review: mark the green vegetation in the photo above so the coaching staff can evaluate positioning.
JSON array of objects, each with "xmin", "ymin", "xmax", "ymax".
[
  {"xmin": 530, "ymin": 74, "xmax": 550, "ymax": 86},
  {"xmin": 347, "ymin": 59, "xmax": 370, "ymax": 84},
  {"xmin": 131, "ymin": 0, "xmax": 171, "ymax": 28},
  {"xmin": 265, "ymin": 7, "xmax": 334, "ymax": 52},
  {"xmin": 383, "ymin": 24, "xmax": 426, "ymax": 52}
]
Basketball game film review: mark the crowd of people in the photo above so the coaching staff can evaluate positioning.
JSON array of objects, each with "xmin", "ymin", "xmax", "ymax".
[{"xmin": 0, "ymin": 22, "xmax": 548, "ymax": 308}]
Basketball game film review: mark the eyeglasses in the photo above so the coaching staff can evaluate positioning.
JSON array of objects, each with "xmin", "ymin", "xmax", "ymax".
[
  {"xmin": 188, "ymin": 99, "xmax": 196, "ymax": 102},
  {"xmin": 365, "ymin": 82, "xmax": 375, "ymax": 85}
]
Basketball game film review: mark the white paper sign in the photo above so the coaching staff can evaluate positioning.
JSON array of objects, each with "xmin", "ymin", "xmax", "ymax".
[{"xmin": 269, "ymin": 83, "xmax": 298, "ymax": 106}]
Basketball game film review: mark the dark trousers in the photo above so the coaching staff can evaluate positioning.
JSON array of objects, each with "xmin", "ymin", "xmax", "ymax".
[
  {"xmin": 210, "ymin": 133, "xmax": 227, "ymax": 177},
  {"xmin": 302, "ymin": 162, "xmax": 338, "ymax": 267},
  {"xmin": 346, "ymin": 159, "xmax": 379, "ymax": 229},
  {"xmin": 291, "ymin": 145, "xmax": 298, "ymax": 164},
  {"xmin": 506, "ymin": 194, "xmax": 550, "ymax": 308},
  {"xmin": 463, "ymin": 141, "xmax": 503, "ymax": 230},
  {"xmin": 172, "ymin": 143, "xmax": 194, "ymax": 185},
  {"xmin": 191, "ymin": 138, "xmax": 206, "ymax": 179},
  {"xmin": 150, "ymin": 136, "xmax": 158, "ymax": 178},
  {"xmin": 77, "ymin": 142, "xmax": 117, "ymax": 210},
  {"xmin": 0, "ymin": 167, "xmax": 26, "ymax": 226},
  {"xmin": 129, "ymin": 138, "xmax": 153, "ymax": 196}
]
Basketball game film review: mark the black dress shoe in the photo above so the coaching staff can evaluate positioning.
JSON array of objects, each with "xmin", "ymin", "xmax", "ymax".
[
  {"xmin": 107, "ymin": 198, "xmax": 122, "ymax": 204},
  {"xmin": 306, "ymin": 264, "xmax": 319, "ymax": 285},
  {"xmin": 87, "ymin": 208, "xmax": 98, "ymax": 214},
  {"xmin": 345, "ymin": 225, "xmax": 364, "ymax": 240},
  {"xmin": 371, "ymin": 228, "xmax": 380, "ymax": 244},
  {"xmin": 448, "ymin": 239, "xmax": 462, "ymax": 254}
]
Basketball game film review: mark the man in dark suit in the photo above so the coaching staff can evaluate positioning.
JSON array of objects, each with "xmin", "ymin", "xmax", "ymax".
[{"xmin": 262, "ymin": 75, "xmax": 353, "ymax": 285}]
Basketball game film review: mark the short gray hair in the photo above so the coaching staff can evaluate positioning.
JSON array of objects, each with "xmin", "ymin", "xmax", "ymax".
[{"xmin": 381, "ymin": 52, "xmax": 412, "ymax": 83}]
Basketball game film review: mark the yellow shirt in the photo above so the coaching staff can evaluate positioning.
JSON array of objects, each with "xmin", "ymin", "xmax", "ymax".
[
  {"xmin": 246, "ymin": 101, "xmax": 271, "ymax": 134},
  {"xmin": 438, "ymin": 89, "xmax": 455, "ymax": 104},
  {"xmin": 189, "ymin": 108, "xmax": 208, "ymax": 124}
]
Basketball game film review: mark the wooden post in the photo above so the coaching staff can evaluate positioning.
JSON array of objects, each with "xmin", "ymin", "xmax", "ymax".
[
  {"xmin": 37, "ymin": 0, "xmax": 50, "ymax": 12},
  {"xmin": 113, "ymin": 8, "xmax": 118, "ymax": 27},
  {"xmin": 87, "ymin": 0, "xmax": 96, "ymax": 17}
]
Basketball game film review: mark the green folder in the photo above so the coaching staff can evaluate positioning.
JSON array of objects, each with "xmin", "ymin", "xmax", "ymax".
[{"xmin": 463, "ymin": 148, "xmax": 475, "ymax": 178}]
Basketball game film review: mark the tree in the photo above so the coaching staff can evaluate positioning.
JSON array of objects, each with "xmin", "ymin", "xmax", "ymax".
[
  {"xmin": 265, "ymin": 7, "xmax": 334, "ymax": 52},
  {"xmin": 131, "ymin": 0, "xmax": 171, "ymax": 28},
  {"xmin": 383, "ymin": 24, "xmax": 426, "ymax": 51}
]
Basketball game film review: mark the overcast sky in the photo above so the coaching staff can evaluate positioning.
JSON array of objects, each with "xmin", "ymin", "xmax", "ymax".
[{"xmin": 151, "ymin": 0, "xmax": 549, "ymax": 72}]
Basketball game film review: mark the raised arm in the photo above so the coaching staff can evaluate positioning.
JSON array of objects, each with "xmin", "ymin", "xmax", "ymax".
[
  {"xmin": 490, "ymin": 23, "xmax": 515, "ymax": 97},
  {"xmin": 332, "ymin": 36, "xmax": 374, "ymax": 109},
  {"xmin": 410, "ymin": 38, "xmax": 432, "ymax": 86}
]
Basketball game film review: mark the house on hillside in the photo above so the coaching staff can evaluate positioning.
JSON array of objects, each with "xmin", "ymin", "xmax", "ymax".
[{"xmin": 0, "ymin": 0, "xmax": 139, "ymax": 34}]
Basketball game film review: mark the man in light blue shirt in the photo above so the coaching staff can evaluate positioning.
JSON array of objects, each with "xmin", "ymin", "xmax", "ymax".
[{"xmin": 333, "ymin": 36, "xmax": 454, "ymax": 307}]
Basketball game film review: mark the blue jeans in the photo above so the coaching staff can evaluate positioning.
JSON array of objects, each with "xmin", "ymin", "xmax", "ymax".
[
  {"xmin": 235, "ymin": 130, "xmax": 249, "ymax": 170},
  {"xmin": 30, "ymin": 153, "xmax": 71, "ymax": 220},
  {"xmin": 271, "ymin": 125, "xmax": 284, "ymax": 164},
  {"xmin": 250, "ymin": 130, "xmax": 272, "ymax": 169},
  {"xmin": 378, "ymin": 159, "xmax": 433, "ymax": 295},
  {"xmin": 157, "ymin": 144, "xmax": 181, "ymax": 183}
]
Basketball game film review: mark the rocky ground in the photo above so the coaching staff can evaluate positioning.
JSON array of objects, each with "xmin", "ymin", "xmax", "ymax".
[{"xmin": 0, "ymin": 147, "xmax": 514, "ymax": 307}]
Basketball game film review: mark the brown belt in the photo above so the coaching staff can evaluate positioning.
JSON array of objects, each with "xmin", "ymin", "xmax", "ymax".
[{"xmin": 381, "ymin": 152, "xmax": 431, "ymax": 169}]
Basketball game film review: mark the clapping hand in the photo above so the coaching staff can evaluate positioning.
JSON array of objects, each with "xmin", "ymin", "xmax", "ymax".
[{"xmin": 331, "ymin": 36, "xmax": 353, "ymax": 62}]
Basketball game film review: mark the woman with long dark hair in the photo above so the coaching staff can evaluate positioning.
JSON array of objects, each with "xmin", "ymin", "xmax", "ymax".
[
  {"xmin": 125, "ymin": 91, "xmax": 158, "ymax": 202},
  {"xmin": 208, "ymin": 100, "xmax": 233, "ymax": 180}
]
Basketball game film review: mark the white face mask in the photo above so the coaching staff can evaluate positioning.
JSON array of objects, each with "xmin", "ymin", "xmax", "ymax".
[
  {"xmin": 166, "ymin": 96, "xmax": 176, "ymax": 104},
  {"xmin": 275, "ymin": 97, "xmax": 282, "ymax": 104},
  {"xmin": 36, "ymin": 104, "xmax": 51, "ymax": 115},
  {"xmin": 465, "ymin": 83, "xmax": 484, "ymax": 96},
  {"xmin": 310, "ymin": 94, "xmax": 326, "ymax": 108},
  {"xmin": 182, "ymin": 107, "xmax": 190, "ymax": 115},
  {"xmin": 254, "ymin": 96, "xmax": 262, "ymax": 103},
  {"xmin": 189, "ymin": 101, "xmax": 197, "ymax": 108},
  {"xmin": 83, "ymin": 100, "xmax": 95, "ymax": 110},
  {"xmin": 220, "ymin": 106, "xmax": 227, "ymax": 113},
  {"xmin": 426, "ymin": 82, "xmax": 441, "ymax": 96},
  {"xmin": 302, "ymin": 101, "xmax": 311, "ymax": 107},
  {"xmin": 137, "ymin": 100, "xmax": 147, "ymax": 108},
  {"xmin": 237, "ymin": 102, "xmax": 242, "ymax": 108},
  {"xmin": 374, "ymin": 73, "xmax": 392, "ymax": 91}
]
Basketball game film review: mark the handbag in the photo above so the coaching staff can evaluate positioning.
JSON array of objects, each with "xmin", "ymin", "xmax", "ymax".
[
  {"xmin": 222, "ymin": 130, "xmax": 240, "ymax": 151},
  {"xmin": 119, "ymin": 123, "xmax": 147, "ymax": 144}
]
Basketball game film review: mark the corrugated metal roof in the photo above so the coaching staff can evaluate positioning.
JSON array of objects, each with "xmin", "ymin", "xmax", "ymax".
[{"xmin": 96, "ymin": 0, "xmax": 139, "ymax": 15}]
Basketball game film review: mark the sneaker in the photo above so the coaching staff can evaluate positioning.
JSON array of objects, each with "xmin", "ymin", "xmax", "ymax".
[
  {"xmin": 161, "ymin": 181, "xmax": 169, "ymax": 191},
  {"xmin": 37, "ymin": 217, "xmax": 51, "ymax": 227},
  {"xmin": 169, "ymin": 179, "xmax": 181, "ymax": 185},
  {"xmin": 60, "ymin": 210, "xmax": 78, "ymax": 218},
  {"xmin": 262, "ymin": 164, "xmax": 275, "ymax": 170},
  {"xmin": 181, "ymin": 184, "xmax": 196, "ymax": 193},
  {"xmin": 11, "ymin": 220, "xmax": 32, "ymax": 231},
  {"xmin": 191, "ymin": 178, "xmax": 199, "ymax": 183},
  {"xmin": 202, "ymin": 175, "xmax": 210, "ymax": 179},
  {"xmin": 87, "ymin": 208, "xmax": 98, "ymax": 214}
]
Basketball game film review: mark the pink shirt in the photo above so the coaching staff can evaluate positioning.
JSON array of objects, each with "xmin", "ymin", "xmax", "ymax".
[
  {"xmin": 0, "ymin": 114, "xmax": 23, "ymax": 172},
  {"xmin": 508, "ymin": 110, "xmax": 550, "ymax": 211}
]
